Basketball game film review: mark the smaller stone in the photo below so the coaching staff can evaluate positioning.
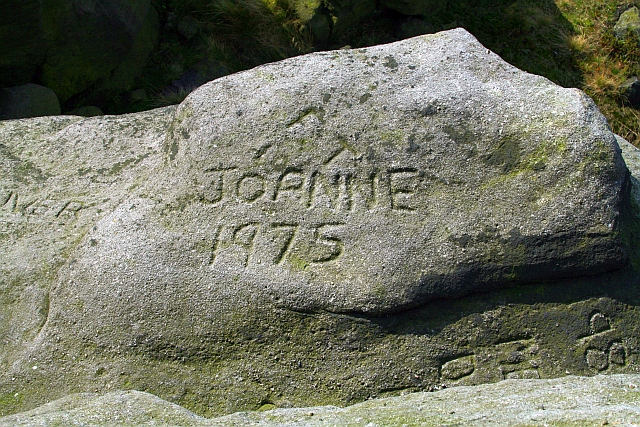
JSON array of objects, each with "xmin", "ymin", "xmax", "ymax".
[
  {"xmin": 0, "ymin": 84, "xmax": 60, "ymax": 120},
  {"xmin": 164, "ymin": 58, "xmax": 229, "ymax": 96},
  {"xmin": 506, "ymin": 369, "xmax": 540, "ymax": 380},
  {"xmin": 620, "ymin": 76, "xmax": 640, "ymax": 107},
  {"xmin": 614, "ymin": 6, "xmax": 640, "ymax": 43},
  {"xmin": 521, "ymin": 369, "xmax": 540, "ymax": 379},
  {"xmin": 177, "ymin": 15, "xmax": 199, "ymax": 40},
  {"xmin": 308, "ymin": 12, "xmax": 332, "ymax": 43},
  {"xmin": 441, "ymin": 356, "xmax": 475, "ymax": 381}
]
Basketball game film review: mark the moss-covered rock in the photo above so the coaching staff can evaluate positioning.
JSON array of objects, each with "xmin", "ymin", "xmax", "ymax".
[
  {"xmin": 0, "ymin": 30, "xmax": 638, "ymax": 419},
  {"xmin": 1, "ymin": 375, "xmax": 639, "ymax": 426},
  {"xmin": 614, "ymin": 6, "xmax": 640, "ymax": 44}
]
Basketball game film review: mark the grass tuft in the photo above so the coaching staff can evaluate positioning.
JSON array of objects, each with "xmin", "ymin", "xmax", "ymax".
[{"xmin": 557, "ymin": 0, "xmax": 640, "ymax": 145}]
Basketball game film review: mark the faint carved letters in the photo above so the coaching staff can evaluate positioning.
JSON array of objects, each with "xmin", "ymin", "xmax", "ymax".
[
  {"xmin": 1, "ymin": 191, "xmax": 82, "ymax": 219},
  {"xmin": 208, "ymin": 222, "xmax": 344, "ymax": 267}
]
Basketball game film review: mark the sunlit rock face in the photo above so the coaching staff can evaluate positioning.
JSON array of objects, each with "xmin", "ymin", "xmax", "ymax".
[
  {"xmin": 0, "ymin": 28, "xmax": 633, "ymax": 417},
  {"xmin": 88, "ymin": 28, "xmax": 627, "ymax": 315}
]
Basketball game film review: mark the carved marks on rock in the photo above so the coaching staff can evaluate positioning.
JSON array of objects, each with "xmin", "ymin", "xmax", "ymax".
[
  {"xmin": 590, "ymin": 312, "xmax": 610, "ymax": 334},
  {"xmin": 439, "ymin": 338, "xmax": 540, "ymax": 386},
  {"xmin": 207, "ymin": 222, "xmax": 345, "ymax": 268},
  {"xmin": 437, "ymin": 308, "xmax": 637, "ymax": 389},
  {"xmin": 1, "ymin": 190, "xmax": 83, "ymax": 221},
  {"xmin": 186, "ymin": 142, "xmax": 433, "ymax": 271},
  {"xmin": 197, "ymin": 167, "xmax": 424, "ymax": 213},
  {"xmin": 194, "ymin": 142, "xmax": 428, "ymax": 214},
  {"xmin": 580, "ymin": 311, "xmax": 630, "ymax": 372}
]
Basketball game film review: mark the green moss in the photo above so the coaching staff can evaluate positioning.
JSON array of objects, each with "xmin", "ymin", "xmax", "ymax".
[
  {"xmin": 520, "ymin": 137, "xmax": 568, "ymax": 171},
  {"xmin": 0, "ymin": 392, "xmax": 22, "ymax": 416},
  {"xmin": 480, "ymin": 137, "xmax": 570, "ymax": 190},
  {"xmin": 294, "ymin": 139, "xmax": 310, "ymax": 151},
  {"xmin": 483, "ymin": 137, "xmax": 521, "ymax": 173},
  {"xmin": 288, "ymin": 255, "xmax": 309, "ymax": 270},
  {"xmin": 255, "ymin": 70, "xmax": 276, "ymax": 81},
  {"xmin": 10, "ymin": 159, "xmax": 47, "ymax": 184},
  {"xmin": 94, "ymin": 153, "xmax": 151, "ymax": 176},
  {"xmin": 372, "ymin": 282, "xmax": 387, "ymax": 300},
  {"xmin": 379, "ymin": 130, "xmax": 405, "ymax": 147},
  {"xmin": 258, "ymin": 403, "xmax": 277, "ymax": 411}
]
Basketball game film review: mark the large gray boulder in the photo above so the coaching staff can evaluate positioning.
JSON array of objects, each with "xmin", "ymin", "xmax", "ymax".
[
  {"xmin": 0, "ymin": 29, "xmax": 638, "ymax": 417},
  {"xmin": 90, "ymin": 28, "xmax": 627, "ymax": 315}
]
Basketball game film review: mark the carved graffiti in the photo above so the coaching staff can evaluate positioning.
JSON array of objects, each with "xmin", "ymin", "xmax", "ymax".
[
  {"xmin": 208, "ymin": 222, "xmax": 345, "ymax": 267},
  {"xmin": 195, "ymin": 167, "xmax": 426, "ymax": 212},
  {"xmin": 1, "ymin": 191, "xmax": 83, "ymax": 219}
]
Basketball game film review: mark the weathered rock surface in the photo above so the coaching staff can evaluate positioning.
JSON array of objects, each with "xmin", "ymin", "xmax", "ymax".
[
  {"xmin": 87, "ymin": 28, "xmax": 627, "ymax": 315},
  {"xmin": 0, "ymin": 29, "xmax": 638, "ymax": 417},
  {"xmin": 1, "ymin": 375, "xmax": 639, "ymax": 426},
  {"xmin": 618, "ymin": 134, "xmax": 640, "ymax": 207}
]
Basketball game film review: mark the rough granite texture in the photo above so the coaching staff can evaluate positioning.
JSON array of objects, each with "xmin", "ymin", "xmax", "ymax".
[
  {"xmin": 0, "ymin": 29, "xmax": 638, "ymax": 417},
  {"xmin": 77, "ymin": 28, "xmax": 628, "ymax": 315},
  {"xmin": 0, "ymin": 374, "xmax": 639, "ymax": 426}
]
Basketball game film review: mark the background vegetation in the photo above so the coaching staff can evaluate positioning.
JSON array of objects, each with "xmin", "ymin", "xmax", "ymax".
[{"xmin": 116, "ymin": 0, "xmax": 639, "ymax": 146}]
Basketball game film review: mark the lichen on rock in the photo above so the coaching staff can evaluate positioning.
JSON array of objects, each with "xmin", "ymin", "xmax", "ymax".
[{"xmin": 0, "ymin": 29, "xmax": 638, "ymax": 418}]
